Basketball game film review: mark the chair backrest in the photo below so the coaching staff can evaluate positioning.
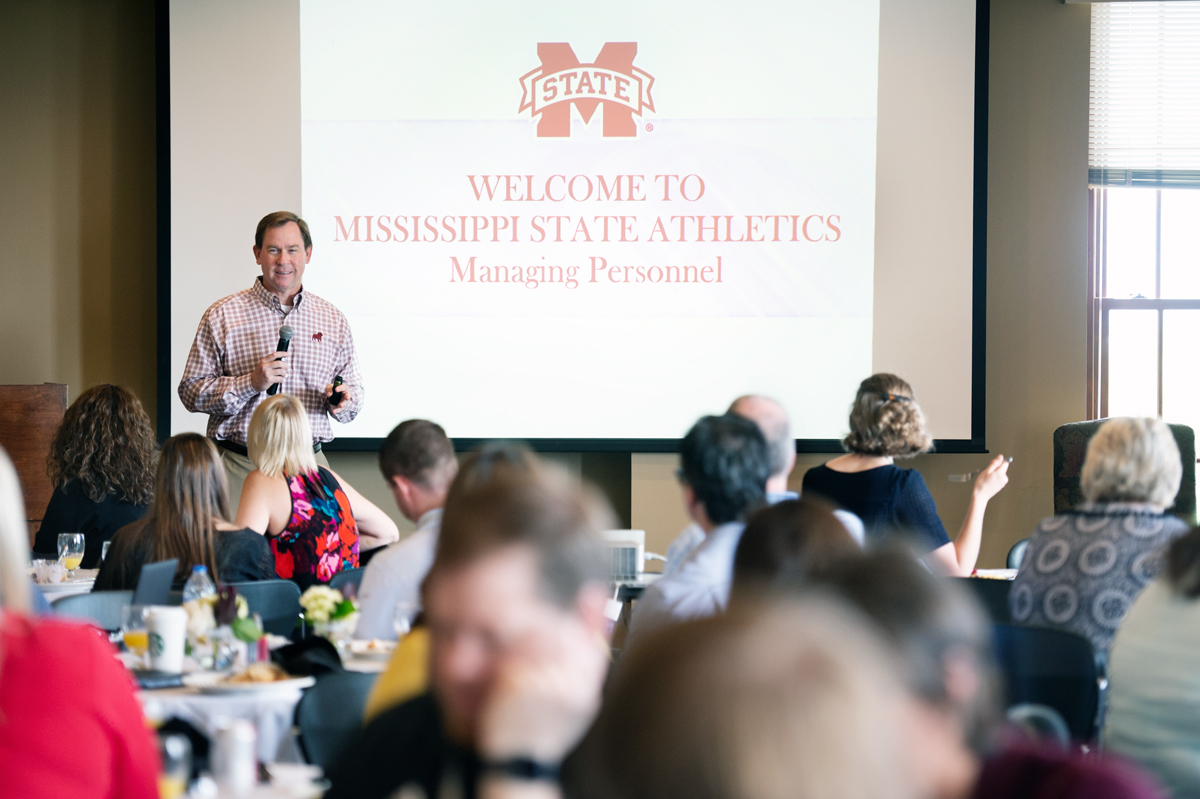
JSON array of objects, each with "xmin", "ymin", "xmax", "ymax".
[
  {"xmin": 1007, "ymin": 538, "xmax": 1030, "ymax": 570},
  {"xmin": 54, "ymin": 590, "xmax": 134, "ymax": 631},
  {"xmin": 1053, "ymin": 419, "xmax": 1196, "ymax": 524},
  {"xmin": 295, "ymin": 671, "xmax": 379, "ymax": 771},
  {"xmin": 133, "ymin": 559, "xmax": 178, "ymax": 606},
  {"xmin": 328, "ymin": 568, "xmax": 364, "ymax": 593},
  {"xmin": 954, "ymin": 578, "xmax": 1012, "ymax": 624},
  {"xmin": 1006, "ymin": 703, "xmax": 1071, "ymax": 750},
  {"xmin": 227, "ymin": 580, "xmax": 302, "ymax": 636},
  {"xmin": 993, "ymin": 624, "xmax": 1100, "ymax": 742}
]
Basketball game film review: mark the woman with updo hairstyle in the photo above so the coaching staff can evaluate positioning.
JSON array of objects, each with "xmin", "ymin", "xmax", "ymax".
[
  {"xmin": 35, "ymin": 384, "xmax": 157, "ymax": 568},
  {"xmin": 802, "ymin": 373, "xmax": 1009, "ymax": 576}
]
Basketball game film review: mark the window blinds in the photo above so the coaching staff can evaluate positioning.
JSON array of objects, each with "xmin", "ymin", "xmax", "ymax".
[{"xmin": 1089, "ymin": 2, "xmax": 1200, "ymax": 188}]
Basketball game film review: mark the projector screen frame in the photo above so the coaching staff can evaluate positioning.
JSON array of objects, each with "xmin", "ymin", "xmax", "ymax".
[{"xmin": 155, "ymin": 0, "xmax": 990, "ymax": 456}]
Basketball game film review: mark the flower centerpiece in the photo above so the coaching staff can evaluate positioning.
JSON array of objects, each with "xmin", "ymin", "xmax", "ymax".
[
  {"xmin": 299, "ymin": 584, "xmax": 359, "ymax": 650},
  {"xmin": 182, "ymin": 585, "xmax": 263, "ymax": 670}
]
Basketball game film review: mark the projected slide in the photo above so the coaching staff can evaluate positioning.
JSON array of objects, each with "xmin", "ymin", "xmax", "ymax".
[{"xmin": 299, "ymin": 0, "xmax": 880, "ymax": 440}]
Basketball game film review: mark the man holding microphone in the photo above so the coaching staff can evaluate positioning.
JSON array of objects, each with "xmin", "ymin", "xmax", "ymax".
[{"xmin": 179, "ymin": 211, "xmax": 363, "ymax": 510}]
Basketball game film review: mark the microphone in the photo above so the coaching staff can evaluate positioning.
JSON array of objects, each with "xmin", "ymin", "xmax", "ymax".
[{"xmin": 266, "ymin": 324, "xmax": 294, "ymax": 396}]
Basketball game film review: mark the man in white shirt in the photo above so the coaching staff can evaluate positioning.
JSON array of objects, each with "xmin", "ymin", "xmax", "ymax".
[
  {"xmin": 625, "ymin": 414, "xmax": 771, "ymax": 646},
  {"xmin": 662, "ymin": 395, "xmax": 863, "ymax": 576},
  {"xmin": 354, "ymin": 420, "xmax": 458, "ymax": 640}
]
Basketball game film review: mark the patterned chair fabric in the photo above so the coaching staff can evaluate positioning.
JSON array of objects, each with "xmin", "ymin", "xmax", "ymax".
[{"xmin": 1053, "ymin": 420, "xmax": 1196, "ymax": 525}]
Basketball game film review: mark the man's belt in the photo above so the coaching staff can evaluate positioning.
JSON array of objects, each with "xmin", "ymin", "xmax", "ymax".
[{"xmin": 214, "ymin": 438, "xmax": 323, "ymax": 458}]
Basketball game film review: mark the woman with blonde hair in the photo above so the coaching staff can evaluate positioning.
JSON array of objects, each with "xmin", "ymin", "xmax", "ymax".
[
  {"xmin": 802, "ymin": 373, "xmax": 1009, "ymax": 576},
  {"xmin": 35, "ymin": 383, "xmax": 157, "ymax": 567},
  {"xmin": 0, "ymin": 446, "xmax": 160, "ymax": 797},
  {"xmin": 1011, "ymin": 417, "xmax": 1188, "ymax": 654},
  {"xmin": 237, "ymin": 394, "xmax": 398, "ymax": 588},
  {"xmin": 95, "ymin": 433, "xmax": 275, "ymax": 590}
]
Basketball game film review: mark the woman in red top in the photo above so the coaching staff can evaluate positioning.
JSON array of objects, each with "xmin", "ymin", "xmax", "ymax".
[
  {"xmin": 0, "ymin": 447, "xmax": 159, "ymax": 799},
  {"xmin": 236, "ymin": 395, "xmax": 398, "ymax": 588}
]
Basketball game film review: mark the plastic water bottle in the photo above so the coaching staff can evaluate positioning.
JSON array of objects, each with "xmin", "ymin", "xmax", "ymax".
[{"xmin": 182, "ymin": 564, "xmax": 217, "ymax": 603}]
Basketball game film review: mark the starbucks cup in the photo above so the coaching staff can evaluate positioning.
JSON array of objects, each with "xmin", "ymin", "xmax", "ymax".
[{"xmin": 146, "ymin": 606, "xmax": 188, "ymax": 673}]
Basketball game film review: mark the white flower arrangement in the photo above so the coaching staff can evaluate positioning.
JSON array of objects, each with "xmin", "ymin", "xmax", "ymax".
[{"xmin": 299, "ymin": 585, "xmax": 356, "ymax": 624}]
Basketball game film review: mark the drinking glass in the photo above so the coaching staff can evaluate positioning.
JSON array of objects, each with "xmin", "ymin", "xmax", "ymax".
[
  {"xmin": 100, "ymin": 540, "xmax": 111, "ymax": 563},
  {"xmin": 393, "ymin": 600, "xmax": 419, "ymax": 638},
  {"xmin": 121, "ymin": 605, "xmax": 150, "ymax": 667},
  {"xmin": 58, "ymin": 533, "xmax": 85, "ymax": 577},
  {"xmin": 158, "ymin": 733, "xmax": 192, "ymax": 799}
]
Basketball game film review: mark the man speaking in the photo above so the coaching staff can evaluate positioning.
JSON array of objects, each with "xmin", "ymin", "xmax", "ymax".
[{"xmin": 179, "ymin": 211, "xmax": 363, "ymax": 509}]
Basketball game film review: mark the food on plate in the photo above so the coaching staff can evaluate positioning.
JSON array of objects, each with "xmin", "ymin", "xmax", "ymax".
[{"xmin": 223, "ymin": 662, "xmax": 291, "ymax": 684}]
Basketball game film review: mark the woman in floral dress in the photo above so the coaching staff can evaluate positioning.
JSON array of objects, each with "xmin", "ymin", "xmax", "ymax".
[{"xmin": 236, "ymin": 395, "xmax": 398, "ymax": 588}]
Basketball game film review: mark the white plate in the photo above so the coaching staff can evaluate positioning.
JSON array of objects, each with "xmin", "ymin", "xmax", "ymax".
[
  {"xmin": 39, "ymin": 579, "xmax": 96, "ymax": 593},
  {"xmin": 347, "ymin": 640, "xmax": 396, "ymax": 660},
  {"xmin": 183, "ymin": 672, "xmax": 315, "ymax": 694}
]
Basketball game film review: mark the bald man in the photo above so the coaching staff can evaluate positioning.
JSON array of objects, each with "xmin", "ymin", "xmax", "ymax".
[{"xmin": 663, "ymin": 395, "xmax": 863, "ymax": 576}]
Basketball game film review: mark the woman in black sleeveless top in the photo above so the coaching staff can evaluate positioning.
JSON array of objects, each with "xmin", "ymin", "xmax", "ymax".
[{"xmin": 803, "ymin": 373, "xmax": 1009, "ymax": 576}]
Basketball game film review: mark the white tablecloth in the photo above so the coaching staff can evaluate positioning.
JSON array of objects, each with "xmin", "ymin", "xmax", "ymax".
[{"xmin": 140, "ymin": 687, "xmax": 305, "ymax": 763}]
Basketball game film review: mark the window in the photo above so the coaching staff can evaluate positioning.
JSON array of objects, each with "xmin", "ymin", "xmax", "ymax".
[
  {"xmin": 1088, "ymin": 3, "xmax": 1200, "ymax": 427},
  {"xmin": 1089, "ymin": 188, "xmax": 1200, "ymax": 428}
]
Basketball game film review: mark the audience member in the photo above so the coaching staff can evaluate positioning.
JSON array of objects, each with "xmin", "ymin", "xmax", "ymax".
[
  {"xmin": 95, "ymin": 434, "xmax": 275, "ymax": 590},
  {"xmin": 802, "ymin": 373, "xmax": 1008, "ymax": 575},
  {"xmin": 664, "ymin": 395, "xmax": 862, "ymax": 575},
  {"xmin": 362, "ymin": 444, "xmax": 539, "ymax": 721},
  {"xmin": 236, "ymin": 394, "xmax": 397, "ymax": 588},
  {"xmin": 730, "ymin": 496, "xmax": 861, "ymax": 601},
  {"xmin": 811, "ymin": 549, "xmax": 1163, "ymax": 799},
  {"xmin": 574, "ymin": 598, "xmax": 917, "ymax": 799},
  {"xmin": 355, "ymin": 420, "xmax": 459, "ymax": 640},
  {"xmin": 0, "ymin": 446, "xmax": 160, "ymax": 798},
  {"xmin": 35, "ymin": 384, "xmax": 156, "ymax": 567},
  {"xmin": 1105, "ymin": 525, "xmax": 1200, "ymax": 796},
  {"xmin": 326, "ymin": 451, "xmax": 612, "ymax": 799},
  {"xmin": 1011, "ymin": 416, "xmax": 1188, "ymax": 654},
  {"xmin": 624, "ymin": 414, "xmax": 770, "ymax": 644}
]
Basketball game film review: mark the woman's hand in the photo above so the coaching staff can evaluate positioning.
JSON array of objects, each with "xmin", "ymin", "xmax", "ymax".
[{"xmin": 973, "ymin": 454, "xmax": 1010, "ymax": 503}]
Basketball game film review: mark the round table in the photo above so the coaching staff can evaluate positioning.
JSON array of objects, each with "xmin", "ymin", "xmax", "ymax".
[{"xmin": 140, "ymin": 684, "xmax": 307, "ymax": 763}]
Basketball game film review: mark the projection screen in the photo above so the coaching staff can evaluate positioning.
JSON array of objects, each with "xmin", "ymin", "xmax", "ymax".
[{"xmin": 161, "ymin": 0, "xmax": 985, "ymax": 451}]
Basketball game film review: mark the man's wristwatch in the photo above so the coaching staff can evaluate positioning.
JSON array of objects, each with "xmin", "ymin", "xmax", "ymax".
[{"xmin": 481, "ymin": 757, "xmax": 561, "ymax": 782}]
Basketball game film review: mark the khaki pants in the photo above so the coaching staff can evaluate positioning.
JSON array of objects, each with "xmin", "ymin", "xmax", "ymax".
[{"xmin": 220, "ymin": 447, "xmax": 330, "ymax": 518}]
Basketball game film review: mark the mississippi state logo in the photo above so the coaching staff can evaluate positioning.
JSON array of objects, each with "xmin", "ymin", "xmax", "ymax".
[{"xmin": 519, "ymin": 43, "xmax": 655, "ymax": 138}]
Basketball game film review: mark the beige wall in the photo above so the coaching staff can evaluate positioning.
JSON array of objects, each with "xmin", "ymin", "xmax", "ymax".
[
  {"xmin": 0, "ymin": 0, "xmax": 157, "ymax": 419},
  {"xmin": 0, "ymin": 0, "xmax": 1091, "ymax": 566}
]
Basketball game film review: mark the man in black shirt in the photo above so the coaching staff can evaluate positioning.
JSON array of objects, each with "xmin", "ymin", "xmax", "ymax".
[{"xmin": 325, "ymin": 447, "xmax": 612, "ymax": 799}]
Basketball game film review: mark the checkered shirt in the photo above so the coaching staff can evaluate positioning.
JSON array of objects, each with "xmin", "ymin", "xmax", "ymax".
[{"xmin": 178, "ymin": 277, "xmax": 364, "ymax": 445}]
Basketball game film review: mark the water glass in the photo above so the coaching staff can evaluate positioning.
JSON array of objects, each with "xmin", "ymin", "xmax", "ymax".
[
  {"xmin": 393, "ymin": 600, "xmax": 418, "ymax": 638},
  {"xmin": 57, "ymin": 533, "xmax": 85, "ymax": 576},
  {"xmin": 158, "ymin": 733, "xmax": 192, "ymax": 799},
  {"xmin": 121, "ymin": 605, "xmax": 149, "ymax": 667}
]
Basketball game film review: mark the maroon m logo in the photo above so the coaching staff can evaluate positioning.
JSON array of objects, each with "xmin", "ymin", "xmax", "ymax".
[{"xmin": 518, "ymin": 43, "xmax": 655, "ymax": 138}]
